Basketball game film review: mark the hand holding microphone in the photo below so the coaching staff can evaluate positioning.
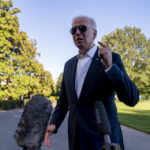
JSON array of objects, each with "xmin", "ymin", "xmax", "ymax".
[{"xmin": 98, "ymin": 42, "xmax": 112, "ymax": 69}]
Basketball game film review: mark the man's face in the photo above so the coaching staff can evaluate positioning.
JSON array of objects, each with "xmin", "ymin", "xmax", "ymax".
[{"xmin": 71, "ymin": 17, "xmax": 97, "ymax": 53}]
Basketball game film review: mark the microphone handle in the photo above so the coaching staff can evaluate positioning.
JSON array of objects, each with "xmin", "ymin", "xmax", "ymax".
[
  {"xmin": 104, "ymin": 134, "xmax": 111, "ymax": 144},
  {"xmin": 102, "ymin": 143, "xmax": 121, "ymax": 150}
]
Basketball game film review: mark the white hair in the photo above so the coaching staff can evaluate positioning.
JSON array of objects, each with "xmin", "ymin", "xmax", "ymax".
[{"xmin": 72, "ymin": 15, "xmax": 97, "ymax": 29}]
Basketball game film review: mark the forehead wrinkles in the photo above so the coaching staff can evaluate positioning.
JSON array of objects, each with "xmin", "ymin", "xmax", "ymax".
[{"xmin": 72, "ymin": 18, "xmax": 91, "ymax": 27}]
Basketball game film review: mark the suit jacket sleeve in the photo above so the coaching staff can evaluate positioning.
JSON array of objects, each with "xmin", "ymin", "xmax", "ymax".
[
  {"xmin": 50, "ymin": 74, "xmax": 69, "ymax": 133},
  {"xmin": 106, "ymin": 53, "xmax": 139, "ymax": 106}
]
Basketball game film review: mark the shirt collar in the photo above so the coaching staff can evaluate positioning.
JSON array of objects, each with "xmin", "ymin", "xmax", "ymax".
[
  {"xmin": 87, "ymin": 45, "xmax": 97, "ymax": 58},
  {"xmin": 77, "ymin": 45, "xmax": 97, "ymax": 59}
]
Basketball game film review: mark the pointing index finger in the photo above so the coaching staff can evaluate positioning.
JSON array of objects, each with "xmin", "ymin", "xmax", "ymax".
[{"xmin": 98, "ymin": 41, "xmax": 107, "ymax": 48}]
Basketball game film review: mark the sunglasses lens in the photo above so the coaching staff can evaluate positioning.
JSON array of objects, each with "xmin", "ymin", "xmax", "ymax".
[
  {"xmin": 79, "ymin": 25, "xmax": 87, "ymax": 32},
  {"xmin": 70, "ymin": 25, "xmax": 87, "ymax": 35},
  {"xmin": 70, "ymin": 27, "xmax": 77, "ymax": 35}
]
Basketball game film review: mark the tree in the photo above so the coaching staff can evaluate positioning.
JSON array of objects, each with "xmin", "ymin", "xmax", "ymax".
[
  {"xmin": 0, "ymin": 0, "xmax": 54, "ymax": 100},
  {"xmin": 55, "ymin": 73, "xmax": 63, "ymax": 96},
  {"xmin": 101, "ymin": 26, "xmax": 150, "ymax": 97}
]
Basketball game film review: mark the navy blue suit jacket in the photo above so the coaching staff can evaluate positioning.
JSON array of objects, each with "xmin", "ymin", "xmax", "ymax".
[{"xmin": 50, "ymin": 49, "xmax": 139, "ymax": 150}]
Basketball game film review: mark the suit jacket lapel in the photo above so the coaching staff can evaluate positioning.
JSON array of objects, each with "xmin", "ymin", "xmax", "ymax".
[
  {"xmin": 71, "ymin": 56, "xmax": 78, "ymax": 99},
  {"xmin": 79, "ymin": 48, "xmax": 105, "ymax": 99}
]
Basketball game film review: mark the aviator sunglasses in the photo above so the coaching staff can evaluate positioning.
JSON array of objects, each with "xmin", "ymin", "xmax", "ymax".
[{"xmin": 70, "ymin": 25, "xmax": 95, "ymax": 35}]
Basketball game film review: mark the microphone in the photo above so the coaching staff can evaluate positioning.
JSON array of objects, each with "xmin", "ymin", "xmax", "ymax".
[
  {"xmin": 94, "ymin": 101, "xmax": 121, "ymax": 150},
  {"xmin": 94, "ymin": 101, "xmax": 111, "ymax": 143},
  {"xmin": 14, "ymin": 94, "xmax": 52, "ymax": 150}
]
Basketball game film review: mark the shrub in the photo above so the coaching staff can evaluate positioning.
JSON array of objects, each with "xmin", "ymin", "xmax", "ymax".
[
  {"xmin": 0, "ymin": 100, "xmax": 21, "ymax": 110},
  {"xmin": 49, "ymin": 96, "xmax": 59, "ymax": 104}
]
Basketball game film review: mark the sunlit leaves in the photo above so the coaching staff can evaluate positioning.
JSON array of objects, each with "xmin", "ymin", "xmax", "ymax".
[
  {"xmin": 0, "ymin": 0, "xmax": 54, "ymax": 100},
  {"xmin": 102, "ymin": 26, "xmax": 150, "ymax": 97}
]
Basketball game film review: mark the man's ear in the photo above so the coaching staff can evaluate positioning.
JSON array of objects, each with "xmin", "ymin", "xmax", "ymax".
[{"xmin": 93, "ymin": 30, "xmax": 97, "ymax": 40}]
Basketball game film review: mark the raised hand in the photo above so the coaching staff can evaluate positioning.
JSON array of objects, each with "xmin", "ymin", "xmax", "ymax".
[{"xmin": 98, "ymin": 41, "xmax": 112, "ymax": 69}]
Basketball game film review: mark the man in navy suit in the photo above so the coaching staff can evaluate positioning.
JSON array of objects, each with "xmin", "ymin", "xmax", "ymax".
[{"xmin": 44, "ymin": 16, "xmax": 139, "ymax": 150}]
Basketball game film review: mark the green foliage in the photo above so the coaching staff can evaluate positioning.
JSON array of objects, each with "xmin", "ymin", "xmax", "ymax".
[
  {"xmin": 0, "ymin": 99, "xmax": 21, "ymax": 110},
  {"xmin": 49, "ymin": 96, "xmax": 59, "ymax": 104},
  {"xmin": 55, "ymin": 73, "xmax": 63, "ymax": 96},
  {"xmin": 0, "ymin": 0, "xmax": 55, "ymax": 100},
  {"xmin": 101, "ymin": 26, "xmax": 150, "ymax": 97}
]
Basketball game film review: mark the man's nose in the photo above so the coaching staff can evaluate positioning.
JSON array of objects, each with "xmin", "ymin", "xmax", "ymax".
[{"xmin": 75, "ymin": 28, "xmax": 81, "ymax": 34}]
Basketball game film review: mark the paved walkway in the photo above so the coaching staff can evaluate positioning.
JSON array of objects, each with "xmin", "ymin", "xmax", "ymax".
[
  {"xmin": 122, "ymin": 126, "xmax": 150, "ymax": 150},
  {"xmin": 0, "ymin": 108, "xmax": 150, "ymax": 150}
]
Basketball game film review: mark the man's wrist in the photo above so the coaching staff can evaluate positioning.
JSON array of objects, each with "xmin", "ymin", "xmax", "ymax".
[{"xmin": 105, "ymin": 64, "xmax": 113, "ymax": 72}]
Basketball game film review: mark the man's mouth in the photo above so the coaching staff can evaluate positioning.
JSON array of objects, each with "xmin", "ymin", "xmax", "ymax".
[{"xmin": 76, "ymin": 38, "xmax": 83, "ymax": 42}]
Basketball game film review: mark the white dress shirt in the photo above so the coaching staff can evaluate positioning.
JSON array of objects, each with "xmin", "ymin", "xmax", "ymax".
[{"xmin": 75, "ymin": 45, "xmax": 97, "ymax": 98}]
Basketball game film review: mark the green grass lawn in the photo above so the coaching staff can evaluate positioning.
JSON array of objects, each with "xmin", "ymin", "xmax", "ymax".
[{"xmin": 116, "ymin": 100, "xmax": 150, "ymax": 134}]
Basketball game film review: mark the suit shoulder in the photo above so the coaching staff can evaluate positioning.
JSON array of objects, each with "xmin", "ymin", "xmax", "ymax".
[
  {"xmin": 112, "ymin": 52, "xmax": 120, "ymax": 58},
  {"xmin": 65, "ymin": 55, "xmax": 77, "ymax": 66},
  {"xmin": 112, "ymin": 52, "xmax": 122, "ymax": 61},
  {"xmin": 112, "ymin": 52, "xmax": 123, "ymax": 65}
]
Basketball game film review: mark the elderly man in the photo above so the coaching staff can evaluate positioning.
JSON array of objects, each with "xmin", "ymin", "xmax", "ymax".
[{"xmin": 44, "ymin": 15, "xmax": 139, "ymax": 150}]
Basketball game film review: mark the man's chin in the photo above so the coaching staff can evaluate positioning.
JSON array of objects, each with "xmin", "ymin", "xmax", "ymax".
[{"xmin": 76, "ymin": 44, "xmax": 84, "ymax": 49}]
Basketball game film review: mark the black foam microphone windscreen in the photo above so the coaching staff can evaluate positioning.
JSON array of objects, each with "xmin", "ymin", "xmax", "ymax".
[
  {"xmin": 94, "ymin": 101, "xmax": 111, "ymax": 135},
  {"xmin": 14, "ymin": 94, "xmax": 52, "ymax": 148}
]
